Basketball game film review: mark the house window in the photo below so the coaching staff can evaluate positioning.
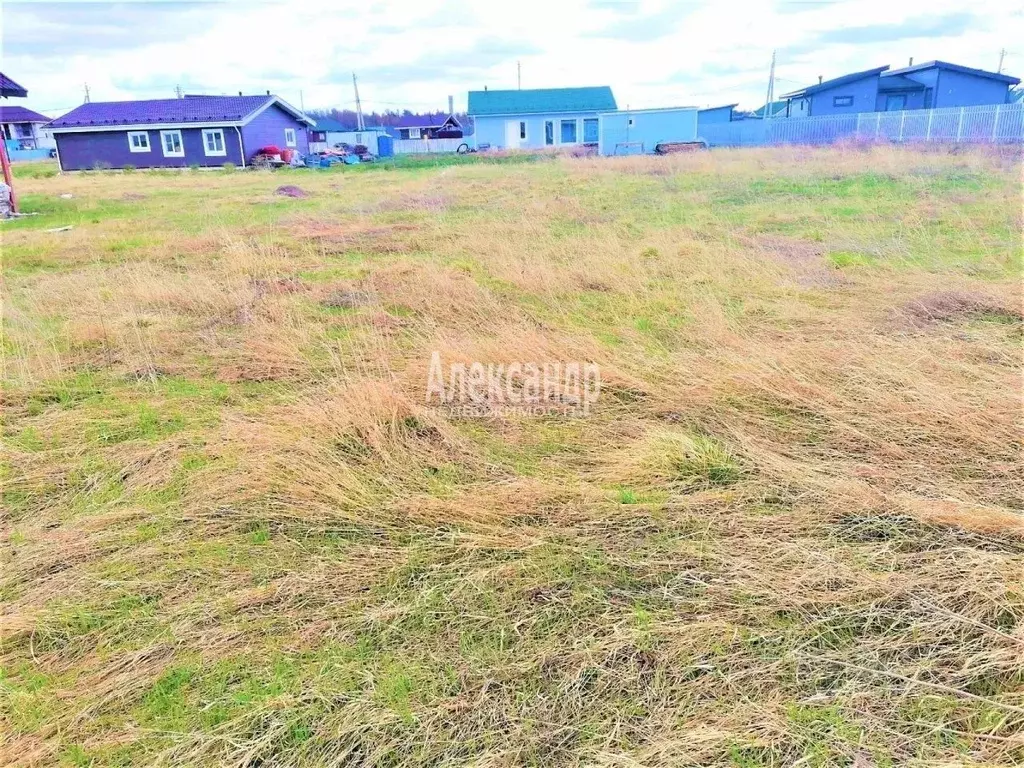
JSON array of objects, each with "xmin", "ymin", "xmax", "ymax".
[
  {"xmin": 408, "ymin": 127, "xmax": 421, "ymax": 139},
  {"xmin": 560, "ymin": 119, "xmax": 577, "ymax": 143},
  {"xmin": 923, "ymin": 88, "xmax": 934, "ymax": 109},
  {"xmin": 544, "ymin": 120, "xmax": 554, "ymax": 145},
  {"xmin": 284, "ymin": 128, "xmax": 296, "ymax": 147},
  {"xmin": 519, "ymin": 121, "xmax": 526, "ymax": 140},
  {"xmin": 202, "ymin": 129, "xmax": 225, "ymax": 156},
  {"xmin": 583, "ymin": 118, "xmax": 599, "ymax": 143},
  {"xmin": 833, "ymin": 96, "xmax": 854, "ymax": 107},
  {"xmin": 355, "ymin": 133, "xmax": 363, "ymax": 144},
  {"xmin": 160, "ymin": 130, "xmax": 183, "ymax": 157},
  {"xmin": 627, "ymin": 118, "xmax": 634, "ymax": 127},
  {"xmin": 128, "ymin": 131, "xmax": 150, "ymax": 153}
]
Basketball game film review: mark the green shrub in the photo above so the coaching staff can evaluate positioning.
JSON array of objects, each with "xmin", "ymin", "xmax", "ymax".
[
  {"xmin": 123, "ymin": 164, "xmax": 135, "ymax": 173},
  {"xmin": 222, "ymin": 162, "xmax": 236, "ymax": 172},
  {"xmin": 188, "ymin": 163, "xmax": 200, "ymax": 172}
]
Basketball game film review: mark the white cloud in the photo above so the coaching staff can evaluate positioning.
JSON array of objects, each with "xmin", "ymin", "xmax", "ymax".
[{"xmin": 2, "ymin": 0, "xmax": 1021, "ymax": 117}]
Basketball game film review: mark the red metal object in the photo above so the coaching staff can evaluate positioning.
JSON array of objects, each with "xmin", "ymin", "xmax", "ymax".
[{"xmin": 0, "ymin": 138, "xmax": 16, "ymax": 213}]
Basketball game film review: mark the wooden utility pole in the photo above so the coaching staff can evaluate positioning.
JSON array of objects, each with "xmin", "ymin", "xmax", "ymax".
[
  {"xmin": 998, "ymin": 48, "xmax": 1007, "ymax": 73},
  {"xmin": 763, "ymin": 50, "xmax": 776, "ymax": 120},
  {"xmin": 352, "ymin": 73, "xmax": 364, "ymax": 131}
]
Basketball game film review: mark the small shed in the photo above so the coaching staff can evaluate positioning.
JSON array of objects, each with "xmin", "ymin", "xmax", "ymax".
[
  {"xmin": 697, "ymin": 104, "xmax": 738, "ymax": 125},
  {"xmin": 598, "ymin": 107, "xmax": 698, "ymax": 156},
  {"xmin": 330, "ymin": 127, "xmax": 390, "ymax": 150}
]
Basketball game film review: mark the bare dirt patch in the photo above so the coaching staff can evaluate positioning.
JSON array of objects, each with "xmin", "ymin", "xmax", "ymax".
[
  {"xmin": 372, "ymin": 191, "xmax": 450, "ymax": 213},
  {"xmin": 747, "ymin": 233, "xmax": 825, "ymax": 265},
  {"xmin": 274, "ymin": 185, "xmax": 309, "ymax": 198},
  {"xmin": 290, "ymin": 219, "xmax": 419, "ymax": 254},
  {"xmin": 320, "ymin": 284, "xmax": 376, "ymax": 309},
  {"xmin": 899, "ymin": 290, "xmax": 1022, "ymax": 327}
]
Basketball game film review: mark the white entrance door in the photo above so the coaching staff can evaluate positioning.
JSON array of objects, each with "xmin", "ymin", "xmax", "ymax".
[{"xmin": 505, "ymin": 120, "xmax": 521, "ymax": 149}]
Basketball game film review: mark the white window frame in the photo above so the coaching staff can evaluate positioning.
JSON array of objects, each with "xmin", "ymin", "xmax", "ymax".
[
  {"xmin": 519, "ymin": 121, "xmax": 527, "ymax": 141},
  {"xmin": 544, "ymin": 120, "xmax": 554, "ymax": 146},
  {"xmin": 559, "ymin": 118, "xmax": 579, "ymax": 145},
  {"xmin": 202, "ymin": 128, "xmax": 226, "ymax": 157},
  {"xmin": 284, "ymin": 127, "xmax": 296, "ymax": 147},
  {"xmin": 127, "ymin": 131, "xmax": 151, "ymax": 153},
  {"xmin": 408, "ymin": 127, "xmax": 421, "ymax": 139},
  {"xmin": 160, "ymin": 130, "xmax": 184, "ymax": 157}
]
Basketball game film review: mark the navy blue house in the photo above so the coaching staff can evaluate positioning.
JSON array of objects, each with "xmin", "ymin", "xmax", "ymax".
[
  {"xmin": 780, "ymin": 66, "xmax": 890, "ymax": 117},
  {"xmin": 780, "ymin": 61, "xmax": 1020, "ymax": 117},
  {"xmin": 49, "ymin": 95, "xmax": 315, "ymax": 171},
  {"xmin": 880, "ymin": 61, "xmax": 1020, "ymax": 109}
]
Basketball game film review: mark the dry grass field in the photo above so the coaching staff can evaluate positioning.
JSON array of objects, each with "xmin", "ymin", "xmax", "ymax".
[{"xmin": 1, "ymin": 146, "xmax": 1022, "ymax": 767}]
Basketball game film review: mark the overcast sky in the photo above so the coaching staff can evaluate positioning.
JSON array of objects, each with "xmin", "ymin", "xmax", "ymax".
[{"xmin": 3, "ymin": 0, "xmax": 1021, "ymax": 118}]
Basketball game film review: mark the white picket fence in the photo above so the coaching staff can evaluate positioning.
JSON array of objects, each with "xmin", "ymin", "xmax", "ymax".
[
  {"xmin": 699, "ymin": 103, "xmax": 1024, "ymax": 148},
  {"xmin": 392, "ymin": 137, "xmax": 470, "ymax": 154}
]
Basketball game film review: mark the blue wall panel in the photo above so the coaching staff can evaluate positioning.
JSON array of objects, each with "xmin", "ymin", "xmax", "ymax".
[
  {"xmin": 930, "ymin": 70, "xmax": 1012, "ymax": 107},
  {"xmin": 808, "ymin": 76, "xmax": 880, "ymax": 116},
  {"xmin": 601, "ymin": 109, "xmax": 698, "ymax": 155}
]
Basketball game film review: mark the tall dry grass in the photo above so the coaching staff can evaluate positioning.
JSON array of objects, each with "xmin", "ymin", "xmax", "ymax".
[{"xmin": 1, "ymin": 145, "xmax": 1022, "ymax": 766}]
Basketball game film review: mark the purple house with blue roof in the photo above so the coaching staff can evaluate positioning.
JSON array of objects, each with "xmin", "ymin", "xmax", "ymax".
[{"xmin": 49, "ymin": 94, "xmax": 315, "ymax": 171}]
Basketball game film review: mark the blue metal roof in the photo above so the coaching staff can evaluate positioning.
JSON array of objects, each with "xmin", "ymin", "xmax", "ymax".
[
  {"xmin": 885, "ymin": 60, "xmax": 1019, "ymax": 85},
  {"xmin": 468, "ymin": 86, "xmax": 616, "ymax": 116},
  {"xmin": 780, "ymin": 66, "xmax": 889, "ymax": 99},
  {"xmin": 50, "ymin": 95, "xmax": 315, "ymax": 128},
  {"xmin": 698, "ymin": 103, "xmax": 738, "ymax": 113},
  {"xmin": 0, "ymin": 72, "xmax": 28, "ymax": 98}
]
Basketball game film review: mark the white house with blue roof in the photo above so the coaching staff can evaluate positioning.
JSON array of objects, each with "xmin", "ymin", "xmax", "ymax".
[
  {"xmin": 469, "ymin": 86, "xmax": 617, "ymax": 150},
  {"xmin": 468, "ymin": 86, "xmax": 698, "ymax": 155}
]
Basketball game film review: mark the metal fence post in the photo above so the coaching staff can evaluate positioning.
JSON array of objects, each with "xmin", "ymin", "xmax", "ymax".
[
  {"xmin": 898, "ymin": 111, "xmax": 906, "ymax": 142},
  {"xmin": 875, "ymin": 112, "xmax": 881, "ymax": 140},
  {"xmin": 991, "ymin": 105, "xmax": 1001, "ymax": 142},
  {"xmin": 955, "ymin": 107, "xmax": 964, "ymax": 142},
  {"xmin": 925, "ymin": 109, "xmax": 933, "ymax": 141}
]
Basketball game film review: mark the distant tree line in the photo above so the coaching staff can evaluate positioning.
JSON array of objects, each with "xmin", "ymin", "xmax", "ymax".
[{"xmin": 307, "ymin": 108, "xmax": 471, "ymax": 130}]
